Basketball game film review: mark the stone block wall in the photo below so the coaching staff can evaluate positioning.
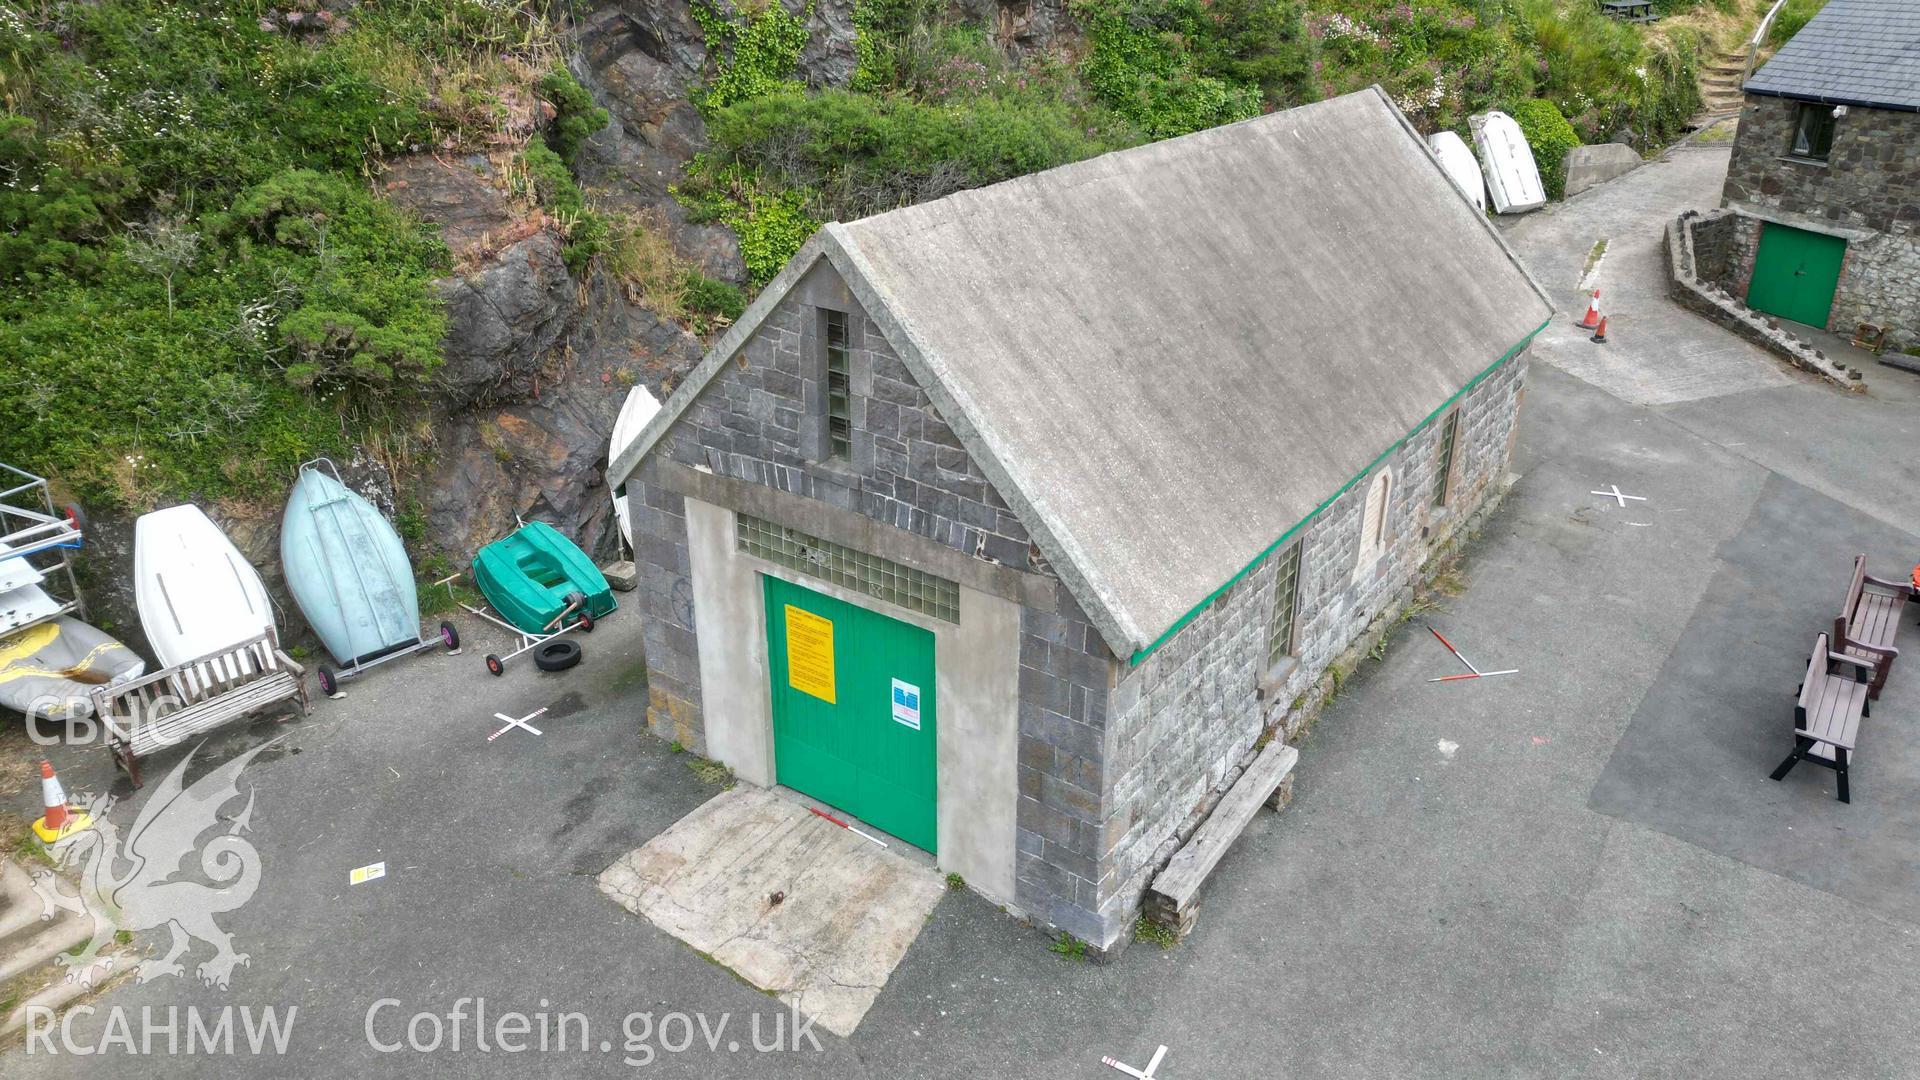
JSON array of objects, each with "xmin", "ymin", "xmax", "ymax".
[
  {"xmin": 623, "ymin": 249, "xmax": 1536, "ymax": 952},
  {"xmin": 1013, "ymin": 592, "xmax": 1117, "ymax": 943},
  {"xmin": 625, "ymin": 257, "xmax": 1126, "ymax": 936},
  {"xmin": 1724, "ymin": 95, "xmax": 1920, "ymax": 233},
  {"xmin": 1722, "ymin": 94, "xmax": 1920, "ymax": 349},
  {"xmin": 1666, "ymin": 211, "xmax": 1863, "ymax": 387},
  {"xmin": 1087, "ymin": 351, "xmax": 1528, "ymax": 949}
]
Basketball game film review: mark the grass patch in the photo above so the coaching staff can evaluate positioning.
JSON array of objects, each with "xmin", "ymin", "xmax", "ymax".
[
  {"xmin": 945, "ymin": 871, "xmax": 965, "ymax": 890},
  {"xmin": 687, "ymin": 755, "xmax": 734, "ymax": 786},
  {"xmin": 1134, "ymin": 917, "xmax": 1179, "ymax": 949},
  {"xmin": 1048, "ymin": 931, "xmax": 1088, "ymax": 960},
  {"xmin": 1582, "ymin": 238, "xmax": 1610, "ymax": 280}
]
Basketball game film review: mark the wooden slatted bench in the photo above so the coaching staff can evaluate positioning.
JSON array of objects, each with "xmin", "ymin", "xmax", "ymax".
[
  {"xmin": 1834, "ymin": 554, "xmax": 1909, "ymax": 700},
  {"xmin": 1770, "ymin": 632, "xmax": 1870, "ymax": 803},
  {"xmin": 90, "ymin": 629, "xmax": 308, "ymax": 788}
]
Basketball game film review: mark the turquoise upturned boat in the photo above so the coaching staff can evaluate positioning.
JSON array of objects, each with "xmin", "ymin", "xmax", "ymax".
[
  {"xmin": 281, "ymin": 461, "xmax": 424, "ymax": 668},
  {"xmin": 471, "ymin": 521, "xmax": 615, "ymax": 635}
]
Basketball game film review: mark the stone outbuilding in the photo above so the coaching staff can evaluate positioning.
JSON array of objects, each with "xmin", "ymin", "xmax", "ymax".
[
  {"xmin": 607, "ymin": 87, "xmax": 1553, "ymax": 952},
  {"xmin": 1719, "ymin": 0, "xmax": 1920, "ymax": 349}
]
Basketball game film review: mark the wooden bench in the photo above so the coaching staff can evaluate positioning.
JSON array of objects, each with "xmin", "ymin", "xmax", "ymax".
[
  {"xmin": 90, "ymin": 629, "xmax": 308, "ymax": 788},
  {"xmin": 1145, "ymin": 739, "xmax": 1299, "ymax": 936},
  {"xmin": 1771, "ymin": 632, "xmax": 1870, "ymax": 803},
  {"xmin": 1834, "ymin": 554, "xmax": 1909, "ymax": 700}
]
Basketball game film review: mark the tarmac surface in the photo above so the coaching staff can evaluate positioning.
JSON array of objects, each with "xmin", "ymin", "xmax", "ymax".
[{"xmin": 6, "ymin": 142, "xmax": 1920, "ymax": 1078}]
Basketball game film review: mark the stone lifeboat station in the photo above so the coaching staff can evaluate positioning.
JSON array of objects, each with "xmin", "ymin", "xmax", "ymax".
[{"xmin": 607, "ymin": 87, "xmax": 1553, "ymax": 954}]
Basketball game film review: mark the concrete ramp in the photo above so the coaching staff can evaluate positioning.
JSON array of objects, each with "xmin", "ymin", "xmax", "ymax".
[{"xmin": 598, "ymin": 785, "xmax": 944, "ymax": 1037}]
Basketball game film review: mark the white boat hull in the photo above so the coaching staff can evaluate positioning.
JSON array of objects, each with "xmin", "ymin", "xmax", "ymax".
[
  {"xmin": 1470, "ymin": 111, "xmax": 1547, "ymax": 214},
  {"xmin": 134, "ymin": 505, "xmax": 275, "ymax": 687},
  {"xmin": 609, "ymin": 384, "xmax": 662, "ymax": 550},
  {"xmin": 1427, "ymin": 131, "xmax": 1488, "ymax": 214}
]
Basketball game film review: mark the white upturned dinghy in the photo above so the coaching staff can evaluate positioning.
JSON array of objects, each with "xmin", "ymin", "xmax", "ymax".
[
  {"xmin": 134, "ymin": 505, "xmax": 274, "ymax": 685},
  {"xmin": 1427, "ymin": 131, "xmax": 1487, "ymax": 213},
  {"xmin": 1470, "ymin": 111, "xmax": 1546, "ymax": 214},
  {"xmin": 609, "ymin": 384, "xmax": 662, "ymax": 551}
]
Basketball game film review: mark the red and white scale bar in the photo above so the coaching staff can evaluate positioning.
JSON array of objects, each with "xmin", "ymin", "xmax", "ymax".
[{"xmin": 807, "ymin": 806, "xmax": 888, "ymax": 848}]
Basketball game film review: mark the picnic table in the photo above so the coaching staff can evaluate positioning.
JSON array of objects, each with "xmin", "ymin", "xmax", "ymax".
[{"xmin": 1599, "ymin": 0, "xmax": 1659, "ymax": 21}]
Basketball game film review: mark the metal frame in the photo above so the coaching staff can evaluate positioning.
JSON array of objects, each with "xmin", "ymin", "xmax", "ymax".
[
  {"xmin": 0, "ymin": 462, "xmax": 86, "ymax": 638},
  {"xmin": 436, "ymin": 572, "xmax": 592, "ymax": 676}
]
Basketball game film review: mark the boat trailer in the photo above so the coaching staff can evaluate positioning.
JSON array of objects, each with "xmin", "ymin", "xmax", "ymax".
[
  {"xmin": 435, "ymin": 574, "xmax": 596, "ymax": 676},
  {"xmin": 316, "ymin": 620, "xmax": 461, "ymax": 697}
]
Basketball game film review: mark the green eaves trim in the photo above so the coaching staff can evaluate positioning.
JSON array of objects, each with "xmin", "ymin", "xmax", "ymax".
[{"xmin": 1126, "ymin": 316, "xmax": 1551, "ymax": 667}]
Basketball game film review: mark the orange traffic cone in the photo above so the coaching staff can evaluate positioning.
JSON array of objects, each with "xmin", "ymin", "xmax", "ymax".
[
  {"xmin": 32, "ymin": 760, "xmax": 92, "ymax": 846},
  {"xmin": 1576, "ymin": 290, "xmax": 1602, "ymax": 331},
  {"xmin": 1590, "ymin": 316, "xmax": 1609, "ymax": 344}
]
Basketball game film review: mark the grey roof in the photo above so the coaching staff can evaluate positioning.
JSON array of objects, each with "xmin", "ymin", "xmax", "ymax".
[
  {"xmin": 1746, "ymin": 0, "xmax": 1920, "ymax": 111},
  {"xmin": 611, "ymin": 87, "xmax": 1552, "ymax": 659}
]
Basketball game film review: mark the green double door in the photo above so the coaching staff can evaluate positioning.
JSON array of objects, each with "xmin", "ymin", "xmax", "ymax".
[
  {"xmin": 1747, "ymin": 222, "xmax": 1846, "ymax": 328},
  {"xmin": 764, "ymin": 576, "xmax": 938, "ymax": 852}
]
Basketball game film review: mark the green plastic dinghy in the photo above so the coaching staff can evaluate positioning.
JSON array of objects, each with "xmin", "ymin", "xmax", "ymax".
[{"xmin": 471, "ymin": 521, "xmax": 615, "ymax": 635}]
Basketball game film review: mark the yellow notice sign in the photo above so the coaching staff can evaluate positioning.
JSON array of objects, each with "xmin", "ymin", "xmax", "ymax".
[{"xmin": 784, "ymin": 605, "xmax": 836, "ymax": 703}]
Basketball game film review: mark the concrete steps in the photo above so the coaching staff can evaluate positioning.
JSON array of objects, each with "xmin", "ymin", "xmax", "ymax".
[{"xmin": 0, "ymin": 856, "xmax": 122, "ymax": 1039}]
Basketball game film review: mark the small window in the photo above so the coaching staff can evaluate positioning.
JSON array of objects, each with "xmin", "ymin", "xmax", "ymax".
[
  {"xmin": 1266, "ymin": 542, "xmax": 1303, "ymax": 669},
  {"xmin": 823, "ymin": 310, "xmax": 852, "ymax": 459},
  {"xmin": 1790, "ymin": 103, "xmax": 1836, "ymax": 161},
  {"xmin": 1431, "ymin": 411, "xmax": 1459, "ymax": 507},
  {"xmin": 1356, "ymin": 467, "xmax": 1393, "ymax": 573}
]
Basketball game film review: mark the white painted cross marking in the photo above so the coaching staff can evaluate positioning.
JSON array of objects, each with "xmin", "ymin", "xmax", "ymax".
[
  {"xmin": 1589, "ymin": 484, "xmax": 1646, "ymax": 508},
  {"xmin": 1103, "ymin": 1046, "xmax": 1169, "ymax": 1079},
  {"xmin": 488, "ymin": 708, "xmax": 547, "ymax": 742}
]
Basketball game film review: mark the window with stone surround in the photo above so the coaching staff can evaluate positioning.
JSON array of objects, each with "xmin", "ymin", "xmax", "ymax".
[
  {"xmin": 1790, "ymin": 103, "xmax": 1835, "ymax": 161},
  {"xmin": 1265, "ymin": 541, "xmax": 1303, "ymax": 669},
  {"xmin": 1431, "ymin": 410, "xmax": 1459, "ymax": 507},
  {"xmin": 1356, "ymin": 467, "xmax": 1393, "ymax": 575},
  {"xmin": 822, "ymin": 309, "xmax": 853, "ymax": 460}
]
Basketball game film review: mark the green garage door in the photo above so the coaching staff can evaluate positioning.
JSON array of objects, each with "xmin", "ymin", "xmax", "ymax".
[
  {"xmin": 764, "ymin": 575, "xmax": 937, "ymax": 852},
  {"xmin": 1746, "ymin": 222, "xmax": 1846, "ymax": 328}
]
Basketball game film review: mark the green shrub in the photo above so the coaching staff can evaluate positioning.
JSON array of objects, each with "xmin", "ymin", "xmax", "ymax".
[
  {"xmin": 684, "ymin": 273, "xmax": 747, "ymax": 325},
  {"xmin": 1509, "ymin": 97, "xmax": 1580, "ymax": 199},
  {"xmin": 690, "ymin": 0, "xmax": 813, "ymax": 113},
  {"xmin": 1768, "ymin": 0, "xmax": 1826, "ymax": 47},
  {"xmin": 1077, "ymin": 0, "xmax": 1263, "ymax": 138},
  {"xmin": 537, "ymin": 67, "xmax": 611, "ymax": 166},
  {"xmin": 0, "ymin": 0, "xmax": 555, "ymax": 508}
]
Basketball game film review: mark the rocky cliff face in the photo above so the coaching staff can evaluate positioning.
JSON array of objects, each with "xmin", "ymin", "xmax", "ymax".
[
  {"xmin": 63, "ymin": 0, "xmax": 1081, "ymax": 662},
  {"xmin": 383, "ymin": 152, "xmax": 706, "ymax": 563}
]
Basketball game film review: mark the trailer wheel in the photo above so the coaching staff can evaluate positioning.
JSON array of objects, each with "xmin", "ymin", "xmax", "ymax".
[
  {"xmin": 485, "ymin": 654, "xmax": 505, "ymax": 677},
  {"xmin": 440, "ymin": 621, "xmax": 459, "ymax": 649},
  {"xmin": 577, "ymin": 610, "xmax": 596, "ymax": 633},
  {"xmin": 63, "ymin": 502, "xmax": 88, "ymax": 533},
  {"xmin": 317, "ymin": 667, "xmax": 338, "ymax": 696},
  {"xmin": 535, "ymin": 639, "xmax": 582, "ymax": 672}
]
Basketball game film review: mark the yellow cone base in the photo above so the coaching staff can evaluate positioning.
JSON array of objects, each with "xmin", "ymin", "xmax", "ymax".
[{"xmin": 33, "ymin": 808, "xmax": 93, "ymax": 846}]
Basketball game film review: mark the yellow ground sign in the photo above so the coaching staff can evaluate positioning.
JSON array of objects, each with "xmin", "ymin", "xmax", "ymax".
[{"xmin": 784, "ymin": 605, "xmax": 836, "ymax": 703}]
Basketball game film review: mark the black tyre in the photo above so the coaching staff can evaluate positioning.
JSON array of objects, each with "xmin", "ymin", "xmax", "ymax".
[
  {"xmin": 318, "ymin": 667, "xmax": 338, "ymax": 696},
  {"xmin": 485, "ymin": 654, "xmax": 505, "ymax": 677},
  {"xmin": 440, "ymin": 621, "xmax": 459, "ymax": 649},
  {"xmin": 534, "ymin": 639, "xmax": 582, "ymax": 672},
  {"xmin": 577, "ymin": 610, "xmax": 596, "ymax": 633}
]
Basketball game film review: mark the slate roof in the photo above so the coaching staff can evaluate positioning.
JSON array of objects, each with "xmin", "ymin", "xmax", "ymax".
[
  {"xmin": 1745, "ymin": 0, "xmax": 1920, "ymax": 112},
  {"xmin": 611, "ymin": 87, "xmax": 1553, "ymax": 659}
]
